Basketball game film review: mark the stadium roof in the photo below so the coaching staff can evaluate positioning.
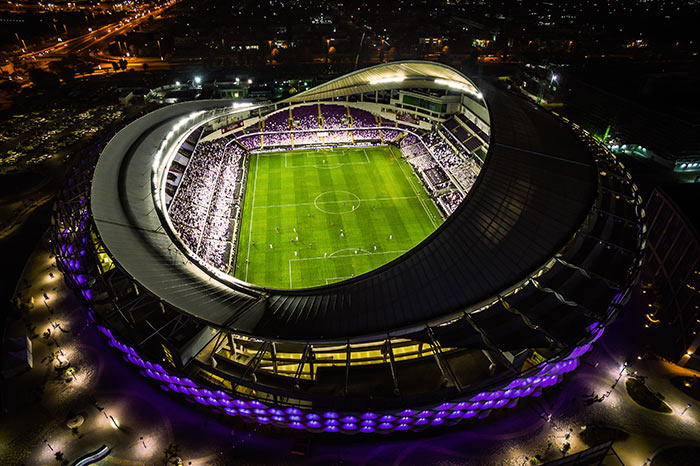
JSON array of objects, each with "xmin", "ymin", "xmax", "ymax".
[
  {"xmin": 283, "ymin": 60, "xmax": 483, "ymax": 103},
  {"xmin": 91, "ymin": 62, "xmax": 597, "ymax": 343}
]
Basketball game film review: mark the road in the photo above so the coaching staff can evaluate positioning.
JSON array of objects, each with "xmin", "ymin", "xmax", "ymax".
[{"xmin": 13, "ymin": 0, "xmax": 181, "ymax": 75}]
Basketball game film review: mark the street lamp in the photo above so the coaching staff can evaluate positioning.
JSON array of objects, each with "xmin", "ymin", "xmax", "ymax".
[
  {"xmin": 194, "ymin": 76, "xmax": 202, "ymax": 85},
  {"xmin": 682, "ymin": 403, "xmax": 691, "ymax": 415},
  {"xmin": 611, "ymin": 361, "xmax": 628, "ymax": 390}
]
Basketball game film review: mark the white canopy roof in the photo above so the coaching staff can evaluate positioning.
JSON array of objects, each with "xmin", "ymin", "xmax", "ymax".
[{"xmin": 283, "ymin": 60, "xmax": 482, "ymax": 103}]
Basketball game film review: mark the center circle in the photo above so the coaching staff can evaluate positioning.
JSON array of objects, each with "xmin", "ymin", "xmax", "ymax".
[{"xmin": 314, "ymin": 191, "xmax": 361, "ymax": 214}]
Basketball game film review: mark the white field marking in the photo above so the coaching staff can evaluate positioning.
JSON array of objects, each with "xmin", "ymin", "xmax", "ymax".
[
  {"xmin": 257, "ymin": 150, "xmax": 347, "ymax": 159},
  {"xmin": 290, "ymin": 249, "xmax": 408, "ymax": 287},
  {"xmin": 305, "ymin": 159, "xmax": 369, "ymax": 169},
  {"xmin": 389, "ymin": 146, "xmax": 438, "ymax": 229},
  {"xmin": 305, "ymin": 150, "xmax": 348, "ymax": 158},
  {"xmin": 257, "ymin": 148, "xmax": 371, "ymax": 169},
  {"xmin": 288, "ymin": 250, "xmax": 409, "ymax": 286},
  {"xmin": 295, "ymin": 149, "xmax": 369, "ymax": 169},
  {"xmin": 326, "ymin": 276, "xmax": 353, "ymax": 284},
  {"xmin": 290, "ymin": 249, "xmax": 408, "ymax": 262},
  {"xmin": 313, "ymin": 191, "xmax": 361, "ymax": 215},
  {"xmin": 243, "ymin": 155, "xmax": 260, "ymax": 282},
  {"xmin": 329, "ymin": 247, "xmax": 370, "ymax": 257},
  {"xmin": 253, "ymin": 196, "xmax": 414, "ymax": 209}
]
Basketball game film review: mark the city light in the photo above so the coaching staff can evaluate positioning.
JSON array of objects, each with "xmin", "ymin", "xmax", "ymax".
[{"xmin": 194, "ymin": 76, "xmax": 201, "ymax": 84}]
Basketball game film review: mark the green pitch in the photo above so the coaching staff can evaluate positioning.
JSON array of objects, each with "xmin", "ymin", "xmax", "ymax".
[{"xmin": 234, "ymin": 145, "xmax": 443, "ymax": 289}]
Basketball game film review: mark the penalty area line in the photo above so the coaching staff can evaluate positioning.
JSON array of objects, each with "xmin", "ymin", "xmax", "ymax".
[
  {"xmin": 289, "ymin": 249, "xmax": 408, "ymax": 262},
  {"xmin": 254, "ymin": 196, "xmax": 414, "ymax": 209}
]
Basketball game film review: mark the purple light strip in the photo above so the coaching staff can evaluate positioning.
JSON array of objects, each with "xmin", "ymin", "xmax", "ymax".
[{"xmin": 92, "ymin": 322, "xmax": 595, "ymax": 434}]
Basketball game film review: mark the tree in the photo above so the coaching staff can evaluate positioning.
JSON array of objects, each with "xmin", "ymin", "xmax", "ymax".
[
  {"xmin": 28, "ymin": 68, "xmax": 60, "ymax": 89},
  {"xmin": 75, "ymin": 60, "xmax": 94, "ymax": 75},
  {"xmin": 0, "ymin": 80, "xmax": 21, "ymax": 94},
  {"xmin": 48, "ymin": 61, "xmax": 62, "ymax": 75},
  {"xmin": 162, "ymin": 442, "xmax": 181, "ymax": 465},
  {"xmin": 47, "ymin": 57, "xmax": 79, "ymax": 82},
  {"xmin": 56, "ymin": 66, "xmax": 75, "ymax": 83},
  {"xmin": 119, "ymin": 58, "xmax": 128, "ymax": 71}
]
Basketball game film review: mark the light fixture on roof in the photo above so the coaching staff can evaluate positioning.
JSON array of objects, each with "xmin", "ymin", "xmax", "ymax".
[
  {"xmin": 434, "ymin": 78, "xmax": 483, "ymax": 99},
  {"xmin": 368, "ymin": 75, "xmax": 405, "ymax": 85}
]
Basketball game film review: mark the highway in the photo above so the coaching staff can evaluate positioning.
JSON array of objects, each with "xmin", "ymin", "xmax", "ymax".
[{"xmin": 14, "ymin": 0, "xmax": 181, "ymax": 74}]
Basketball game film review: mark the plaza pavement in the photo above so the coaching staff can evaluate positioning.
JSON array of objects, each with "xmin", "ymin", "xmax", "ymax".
[{"xmin": 1, "ymin": 234, "xmax": 699, "ymax": 465}]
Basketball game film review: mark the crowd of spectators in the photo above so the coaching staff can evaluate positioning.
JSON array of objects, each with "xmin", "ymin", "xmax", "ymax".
[
  {"xmin": 227, "ymin": 104, "xmax": 408, "ymax": 150},
  {"xmin": 291, "ymin": 105, "xmax": 320, "ymax": 131},
  {"xmin": 381, "ymin": 128, "xmax": 401, "ymax": 142},
  {"xmin": 400, "ymin": 134, "xmax": 430, "ymax": 160},
  {"xmin": 423, "ymin": 166, "xmax": 449, "ymax": 188},
  {"xmin": 420, "ymin": 130, "xmax": 480, "ymax": 193},
  {"xmin": 321, "ymin": 104, "xmax": 350, "ymax": 128},
  {"xmin": 168, "ymin": 140, "xmax": 246, "ymax": 272},
  {"xmin": 398, "ymin": 123, "xmax": 483, "ymax": 217},
  {"xmin": 438, "ymin": 190, "xmax": 465, "ymax": 215}
]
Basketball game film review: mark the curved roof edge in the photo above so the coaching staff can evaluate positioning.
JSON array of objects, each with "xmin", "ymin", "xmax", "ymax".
[{"xmin": 282, "ymin": 60, "xmax": 483, "ymax": 104}]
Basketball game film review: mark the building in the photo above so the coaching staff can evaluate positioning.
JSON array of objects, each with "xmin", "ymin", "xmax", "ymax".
[{"xmin": 52, "ymin": 61, "xmax": 644, "ymax": 434}]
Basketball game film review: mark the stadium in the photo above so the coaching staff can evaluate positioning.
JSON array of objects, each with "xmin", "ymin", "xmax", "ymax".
[{"xmin": 52, "ymin": 61, "xmax": 645, "ymax": 434}]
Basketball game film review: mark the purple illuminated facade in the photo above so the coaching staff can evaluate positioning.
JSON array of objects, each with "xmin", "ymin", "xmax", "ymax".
[{"xmin": 90, "ymin": 322, "xmax": 602, "ymax": 434}]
